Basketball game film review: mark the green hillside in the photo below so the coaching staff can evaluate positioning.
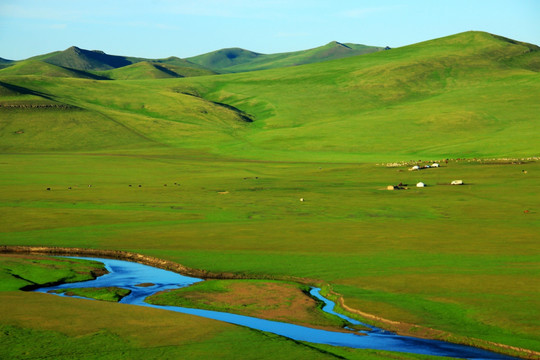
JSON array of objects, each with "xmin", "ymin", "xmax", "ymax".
[
  {"xmin": 187, "ymin": 42, "xmax": 383, "ymax": 72},
  {"xmin": 97, "ymin": 61, "xmax": 216, "ymax": 80},
  {"xmin": 0, "ymin": 60, "xmax": 106, "ymax": 80},
  {"xmin": 42, "ymin": 46, "xmax": 132, "ymax": 71},
  {"xmin": 223, "ymin": 41, "xmax": 384, "ymax": 72},
  {"xmin": 187, "ymin": 48, "xmax": 262, "ymax": 72},
  {"xmin": 177, "ymin": 31, "xmax": 540, "ymax": 161},
  {"xmin": 1, "ymin": 31, "xmax": 537, "ymax": 160},
  {"xmin": 0, "ymin": 57, "xmax": 13, "ymax": 69}
]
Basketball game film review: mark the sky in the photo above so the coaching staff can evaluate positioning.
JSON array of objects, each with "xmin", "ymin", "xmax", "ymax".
[{"xmin": 1, "ymin": 0, "xmax": 539, "ymax": 60}]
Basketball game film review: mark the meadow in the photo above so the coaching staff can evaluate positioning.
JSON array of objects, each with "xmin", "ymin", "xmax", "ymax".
[{"xmin": 0, "ymin": 31, "xmax": 538, "ymax": 359}]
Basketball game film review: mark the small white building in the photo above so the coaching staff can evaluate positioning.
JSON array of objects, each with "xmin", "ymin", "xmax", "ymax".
[
  {"xmin": 416, "ymin": 182, "xmax": 425, "ymax": 187},
  {"xmin": 432, "ymin": 163, "xmax": 440, "ymax": 167},
  {"xmin": 451, "ymin": 180, "xmax": 463, "ymax": 185}
]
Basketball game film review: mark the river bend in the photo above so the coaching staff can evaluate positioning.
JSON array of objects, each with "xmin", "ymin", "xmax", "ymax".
[{"xmin": 35, "ymin": 257, "xmax": 517, "ymax": 360}]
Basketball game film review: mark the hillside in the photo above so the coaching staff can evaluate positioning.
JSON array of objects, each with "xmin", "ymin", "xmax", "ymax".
[
  {"xmin": 187, "ymin": 42, "xmax": 383, "ymax": 72},
  {"xmin": 97, "ymin": 61, "xmax": 216, "ymax": 80},
  {"xmin": 177, "ymin": 31, "xmax": 540, "ymax": 160},
  {"xmin": 41, "ymin": 46, "xmax": 132, "ymax": 71},
  {"xmin": 0, "ymin": 57, "xmax": 13, "ymax": 69},
  {"xmin": 223, "ymin": 41, "xmax": 384, "ymax": 72},
  {"xmin": 0, "ymin": 31, "xmax": 538, "ymax": 159},
  {"xmin": 187, "ymin": 48, "xmax": 262, "ymax": 72},
  {"xmin": 0, "ymin": 60, "xmax": 106, "ymax": 80}
]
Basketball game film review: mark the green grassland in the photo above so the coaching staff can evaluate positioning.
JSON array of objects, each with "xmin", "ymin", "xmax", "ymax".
[
  {"xmin": 187, "ymin": 41, "xmax": 383, "ymax": 73},
  {"xmin": 51, "ymin": 287, "xmax": 131, "ymax": 302},
  {"xmin": 0, "ymin": 31, "xmax": 539, "ymax": 358},
  {"xmin": 0, "ymin": 255, "xmax": 105, "ymax": 291},
  {"xmin": 0, "ymin": 257, "xmax": 451, "ymax": 360}
]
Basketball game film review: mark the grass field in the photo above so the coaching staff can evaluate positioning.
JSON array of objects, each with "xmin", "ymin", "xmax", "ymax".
[{"xmin": 0, "ymin": 31, "xmax": 539, "ymax": 359}]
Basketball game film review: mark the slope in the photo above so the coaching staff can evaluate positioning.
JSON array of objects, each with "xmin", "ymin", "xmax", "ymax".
[
  {"xmin": 223, "ymin": 41, "xmax": 384, "ymax": 72},
  {"xmin": 0, "ymin": 57, "xmax": 13, "ymax": 69},
  {"xmin": 0, "ymin": 60, "xmax": 107, "ymax": 80},
  {"xmin": 187, "ymin": 48, "xmax": 262, "ymax": 72},
  {"xmin": 187, "ymin": 42, "xmax": 383, "ymax": 73},
  {"xmin": 175, "ymin": 31, "xmax": 540, "ymax": 161},
  {"xmin": 97, "ymin": 61, "xmax": 216, "ymax": 80},
  {"xmin": 42, "ymin": 46, "xmax": 132, "ymax": 71}
]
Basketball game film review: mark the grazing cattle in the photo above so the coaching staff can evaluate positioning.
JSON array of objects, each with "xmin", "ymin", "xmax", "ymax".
[{"xmin": 46, "ymin": 188, "xmax": 51, "ymax": 191}]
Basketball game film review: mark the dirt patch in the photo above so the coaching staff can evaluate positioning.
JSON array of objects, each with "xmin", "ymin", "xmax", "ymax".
[
  {"xmin": 135, "ymin": 283, "xmax": 155, "ymax": 287},
  {"xmin": 156, "ymin": 280, "xmax": 350, "ymax": 332}
]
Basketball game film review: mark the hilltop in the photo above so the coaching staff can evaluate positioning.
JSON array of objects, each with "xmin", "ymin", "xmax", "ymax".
[
  {"xmin": 187, "ymin": 42, "xmax": 384, "ymax": 72},
  {"xmin": 1, "ymin": 41, "xmax": 384, "ymax": 78}
]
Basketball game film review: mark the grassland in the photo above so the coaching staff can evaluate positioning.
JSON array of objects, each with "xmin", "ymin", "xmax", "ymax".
[
  {"xmin": 0, "ymin": 31, "xmax": 538, "ymax": 359},
  {"xmin": 50, "ymin": 287, "xmax": 131, "ymax": 302},
  {"xmin": 0, "ymin": 256, "xmax": 453, "ymax": 360},
  {"xmin": 146, "ymin": 279, "xmax": 350, "ymax": 330}
]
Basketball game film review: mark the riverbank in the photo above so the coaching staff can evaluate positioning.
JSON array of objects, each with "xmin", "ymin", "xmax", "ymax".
[{"xmin": 1, "ymin": 245, "xmax": 537, "ymax": 359}]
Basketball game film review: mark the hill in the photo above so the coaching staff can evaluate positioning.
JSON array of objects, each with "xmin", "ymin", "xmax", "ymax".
[
  {"xmin": 0, "ymin": 60, "xmax": 107, "ymax": 80},
  {"xmin": 0, "ymin": 31, "xmax": 538, "ymax": 158},
  {"xmin": 175, "ymin": 31, "xmax": 540, "ymax": 160},
  {"xmin": 187, "ymin": 42, "xmax": 383, "ymax": 72},
  {"xmin": 0, "ymin": 57, "xmax": 13, "ymax": 69},
  {"xmin": 187, "ymin": 48, "xmax": 262, "ymax": 72},
  {"xmin": 40, "ymin": 46, "xmax": 132, "ymax": 71},
  {"xmin": 97, "ymin": 61, "xmax": 216, "ymax": 80}
]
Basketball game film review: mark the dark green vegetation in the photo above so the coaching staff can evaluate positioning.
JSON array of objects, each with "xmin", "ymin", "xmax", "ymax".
[
  {"xmin": 50, "ymin": 287, "xmax": 131, "ymax": 302},
  {"xmin": 0, "ymin": 31, "xmax": 539, "ymax": 359},
  {"xmin": 186, "ymin": 41, "xmax": 383, "ymax": 72}
]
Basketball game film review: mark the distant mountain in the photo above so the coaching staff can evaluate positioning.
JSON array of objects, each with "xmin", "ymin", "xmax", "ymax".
[
  {"xmin": 0, "ymin": 57, "xmax": 14, "ymax": 69},
  {"xmin": 187, "ymin": 42, "xmax": 384, "ymax": 73},
  {"xmin": 97, "ymin": 61, "xmax": 216, "ymax": 80},
  {"xmin": 39, "ymin": 46, "xmax": 132, "ymax": 71},
  {"xmin": 187, "ymin": 48, "xmax": 262, "ymax": 72},
  {"xmin": 1, "ymin": 47, "xmax": 215, "ymax": 79},
  {"xmin": 0, "ymin": 60, "xmax": 107, "ymax": 80},
  {"xmin": 1, "ymin": 42, "xmax": 384, "ymax": 76}
]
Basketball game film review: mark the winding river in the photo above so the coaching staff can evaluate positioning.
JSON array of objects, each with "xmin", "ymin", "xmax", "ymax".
[{"xmin": 35, "ymin": 257, "xmax": 517, "ymax": 360}]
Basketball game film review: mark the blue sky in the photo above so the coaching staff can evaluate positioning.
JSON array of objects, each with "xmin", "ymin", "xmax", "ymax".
[{"xmin": 1, "ymin": 0, "xmax": 539, "ymax": 60}]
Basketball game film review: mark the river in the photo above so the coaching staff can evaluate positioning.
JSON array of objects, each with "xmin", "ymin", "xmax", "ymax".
[{"xmin": 34, "ymin": 257, "xmax": 518, "ymax": 360}]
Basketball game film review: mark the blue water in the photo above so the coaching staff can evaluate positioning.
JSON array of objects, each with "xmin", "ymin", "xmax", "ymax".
[{"xmin": 35, "ymin": 257, "xmax": 518, "ymax": 360}]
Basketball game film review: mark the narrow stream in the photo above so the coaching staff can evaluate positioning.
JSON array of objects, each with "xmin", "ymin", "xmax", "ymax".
[{"xmin": 35, "ymin": 257, "xmax": 517, "ymax": 360}]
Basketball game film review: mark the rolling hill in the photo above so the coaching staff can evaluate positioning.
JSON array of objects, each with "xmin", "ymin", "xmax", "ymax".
[
  {"xmin": 187, "ymin": 42, "xmax": 384, "ymax": 72},
  {"xmin": 0, "ymin": 31, "xmax": 538, "ymax": 158},
  {"xmin": 0, "ymin": 60, "xmax": 107, "ymax": 80},
  {"xmin": 96, "ymin": 61, "xmax": 216, "ymax": 80}
]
